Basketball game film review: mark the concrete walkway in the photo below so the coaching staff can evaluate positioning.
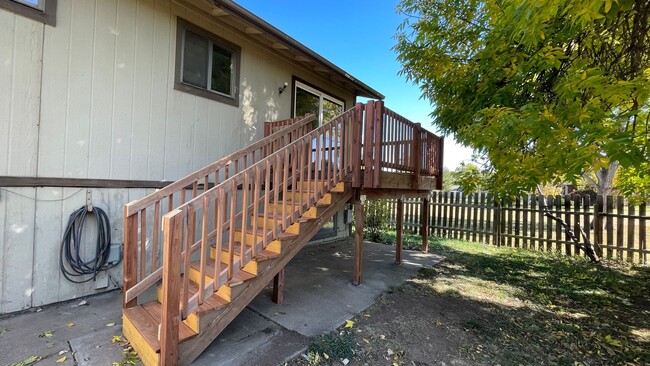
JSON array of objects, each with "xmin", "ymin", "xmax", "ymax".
[{"xmin": 0, "ymin": 240, "xmax": 443, "ymax": 366}]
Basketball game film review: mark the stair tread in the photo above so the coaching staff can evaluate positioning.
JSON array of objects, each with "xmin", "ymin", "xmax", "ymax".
[
  {"xmin": 257, "ymin": 212, "xmax": 314, "ymax": 221},
  {"xmin": 272, "ymin": 200, "xmax": 330, "ymax": 208},
  {"xmin": 189, "ymin": 260, "xmax": 229, "ymax": 279},
  {"xmin": 209, "ymin": 242, "xmax": 278, "ymax": 260},
  {"xmin": 123, "ymin": 302, "xmax": 197, "ymax": 353},
  {"xmin": 227, "ymin": 270, "xmax": 256, "ymax": 286}
]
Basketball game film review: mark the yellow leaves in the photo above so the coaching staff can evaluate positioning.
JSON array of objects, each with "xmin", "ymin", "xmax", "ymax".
[
  {"xmin": 55, "ymin": 356, "xmax": 67, "ymax": 363},
  {"xmin": 39, "ymin": 330, "xmax": 54, "ymax": 338},
  {"xmin": 106, "ymin": 322, "xmax": 116, "ymax": 327},
  {"xmin": 344, "ymin": 320, "xmax": 354, "ymax": 329},
  {"xmin": 112, "ymin": 335, "xmax": 126, "ymax": 343},
  {"xmin": 582, "ymin": 71, "xmax": 587, "ymax": 80},
  {"xmin": 67, "ymin": 323, "xmax": 75, "ymax": 327}
]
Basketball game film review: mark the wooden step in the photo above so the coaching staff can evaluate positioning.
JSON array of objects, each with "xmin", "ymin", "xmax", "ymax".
[
  {"xmin": 210, "ymin": 242, "xmax": 279, "ymax": 275},
  {"xmin": 252, "ymin": 214, "xmax": 311, "ymax": 235},
  {"xmin": 283, "ymin": 191, "xmax": 332, "ymax": 205},
  {"xmin": 266, "ymin": 202, "xmax": 327, "ymax": 219},
  {"xmin": 188, "ymin": 260, "xmax": 230, "ymax": 287},
  {"xmin": 217, "ymin": 270, "xmax": 257, "ymax": 302},
  {"xmin": 155, "ymin": 280, "xmax": 230, "ymax": 333},
  {"xmin": 234, "ymin": 227, "xmax": 298, "ymax": 245},
  {"xmin": 295, "ymin": 181, "xmax": 345, "ymax": 193},
  {"xmin": 123, "ymin": 302, "xmax": 197, "ymax": 364}
]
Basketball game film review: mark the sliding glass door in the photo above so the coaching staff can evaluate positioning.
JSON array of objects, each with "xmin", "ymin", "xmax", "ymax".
[{"xmin": 293, "ymin": 81, "xmax": 344, "ymax": 240}]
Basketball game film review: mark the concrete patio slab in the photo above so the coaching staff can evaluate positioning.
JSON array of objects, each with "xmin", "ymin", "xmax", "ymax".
[
  {"xmin": 249, "ymin": 239, "xmax": 444, "ymax": 337},
  {"xmin": 0, "ymin": 239, "xmax": 442, "ymax": 366}
]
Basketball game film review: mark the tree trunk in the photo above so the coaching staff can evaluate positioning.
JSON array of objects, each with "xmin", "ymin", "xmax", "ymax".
[{"xmin": 584, "ymin": 161, "xmax": 620, "ymax": 229}]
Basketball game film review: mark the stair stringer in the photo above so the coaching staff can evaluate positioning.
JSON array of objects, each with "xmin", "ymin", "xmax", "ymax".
[{"xmin": 177, "ymin": 186, "xmax": 354, "ymax": 365}]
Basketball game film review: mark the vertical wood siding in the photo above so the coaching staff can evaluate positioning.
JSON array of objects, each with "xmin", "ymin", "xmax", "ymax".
[{"xmin": 0, "ymin": 0, "xmax": 355, "ymax": 313}]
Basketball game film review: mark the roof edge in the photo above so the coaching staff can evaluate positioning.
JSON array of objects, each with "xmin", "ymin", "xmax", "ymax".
[{"xmin": 211, "ymin": 0, "xmax": 385, "ymax": 100}]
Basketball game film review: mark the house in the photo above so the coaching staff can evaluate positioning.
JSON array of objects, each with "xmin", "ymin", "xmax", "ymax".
[{"xmin": 0, "ymin": 0, "xmax": 443, "ymax": 363}]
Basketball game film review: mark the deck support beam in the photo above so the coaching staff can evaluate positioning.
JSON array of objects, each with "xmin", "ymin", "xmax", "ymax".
[
  {"xmin": 421, "ymin": 197, "xmax": 429, "ymax": 253},
  {"xmin": 353, "ymin": 192, "xmax": 364, "ymax": 285},
  {"xmin": 272, "ymin": 268, "xmax": 285, "ymax": 304},
  {"xmin": 396, "ymin": 198, "xmax": 403, "ymax": 264}
]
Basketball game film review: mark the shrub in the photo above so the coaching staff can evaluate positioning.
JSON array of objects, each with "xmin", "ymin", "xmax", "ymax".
[{"xmin": 363, "ymin": 199, "xmax": 391, "ymax": 242}]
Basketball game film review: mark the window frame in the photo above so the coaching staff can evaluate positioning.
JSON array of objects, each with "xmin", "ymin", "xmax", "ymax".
[
  {"xmin": 0, "ymin": 0, "xmax": 56, "ymax": 26},
  {"xmin": 174, "ymin": 17, "xmax": 240, "ymax": 107},
  {"xmin": 292, "ymin": 78, "xmax": 345, "ymax": 125}
]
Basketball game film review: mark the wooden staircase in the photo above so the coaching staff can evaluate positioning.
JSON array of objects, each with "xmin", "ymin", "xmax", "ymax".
[
  {"xmin": 123, "ymin": 181, "xmax": 352, "ymax": 365},
  {"xmin": 121, "ymin": 102, "xmax": 444, "ymax": 365}
]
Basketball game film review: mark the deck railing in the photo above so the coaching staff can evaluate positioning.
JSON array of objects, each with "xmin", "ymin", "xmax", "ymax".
[
  {"xmin": 357, "ymin": 101, "xmax": 444, "ymax": 189},
  {"xmin": 122, "ymin": 114, "xmax": 314, "ymax": 307}
]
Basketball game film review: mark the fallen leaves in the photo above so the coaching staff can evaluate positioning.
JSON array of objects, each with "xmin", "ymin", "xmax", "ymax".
[
  {"xmin": 38, "ymin": 330, "xmax": 54, "ymax": 338},
  {"xmin": 344, "ymin": 320, "xmax": 354, "ymax": 329},
  {"xmin": 55, "ymin": 356, "xmax": 67, "ymax": 363},
  {"xmin": 9, "ymin": 356, "xmax": 40, "ymax": 366}
]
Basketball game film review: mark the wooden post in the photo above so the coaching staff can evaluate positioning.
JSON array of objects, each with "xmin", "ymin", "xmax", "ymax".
[
  {"xmin": 421, "ymin": 197, "xmax": 429, "ymax": 253},
  {"xmin": 493, "ymin": 200, "xmax": 501, "ymax": 247},
  {"xmin": 354, "ymin": 193, "xmax": 364, "ymax": 285},
  {"xmin": 363, "ymin": 101, "xmax": 376, "ymax": 188},
  {"xmin": 160, "ymin": 210, "xmax": 183, "ymax": 366},
  {"xmin": 396, "ymin": 198, "xmax": 404, "ymax": 264},
  {"xmin": 373, "ymin": 101, "xmax": 383, "ymax": 187},
  {"xmin": 352, "ymin": 103, "xmax": 364, "ymax": 188},
  {"xmin": 123, "ymin": 208, "xmax": 138, "ymax": 309},
  {"xmin": 272, "ymin": 268, "xmax": 285, "ymax": 304},
  {"xmin": 436, "ymin": 137, "xmax": 444, "ymax": 190},
  {"xmin": 412, "ymin": 125, "xmax": 422, "ymax": 188}
]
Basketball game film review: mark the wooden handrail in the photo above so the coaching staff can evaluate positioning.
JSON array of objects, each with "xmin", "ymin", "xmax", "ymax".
[
  {"xmin": 123, "ymin": 114, "xmax": 315, "ymax": 307},
  {"xmin": 165, "ymin": 107, "xmax": 356, "ymax": 319}
]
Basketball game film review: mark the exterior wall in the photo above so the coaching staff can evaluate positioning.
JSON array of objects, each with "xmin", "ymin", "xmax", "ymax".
[{"xmin": 0, "ymin": 0, "xmax": 355, "ymax": 314}]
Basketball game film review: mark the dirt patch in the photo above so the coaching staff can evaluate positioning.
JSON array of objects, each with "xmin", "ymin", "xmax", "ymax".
[
  {"xmin": 286, "ymin": 238, "xmax": 650, "ymax": 366},
  {"xmin": 286, "ymin": 281, "xmax": 491, "ymax": 366}
]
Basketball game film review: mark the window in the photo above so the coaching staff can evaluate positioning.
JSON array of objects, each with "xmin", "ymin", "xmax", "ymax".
[
  {"xmin": 293, "ymin": 80, "xmax": 344, "ymax": 128},
  {"xmin": 175, "ymin": 18, "xmax": 240, "ymax": 106},
  {"xmin": 0, "ymin": 0, "xmax": 56, "ymax": 25}
]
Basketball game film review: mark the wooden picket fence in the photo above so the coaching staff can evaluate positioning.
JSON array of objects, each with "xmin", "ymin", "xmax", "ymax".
[{"xmin": 386, "ymin": 192, "xmax": 649, "ymax": 264}]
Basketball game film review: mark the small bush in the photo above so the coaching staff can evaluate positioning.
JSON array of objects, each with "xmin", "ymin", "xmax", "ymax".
[{"xmin": 364, "ymin": 199, "xmax": 391, "ymax": 242}]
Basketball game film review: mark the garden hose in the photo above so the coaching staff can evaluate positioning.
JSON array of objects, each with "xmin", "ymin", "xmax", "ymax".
[{"xmin": 59, "ymin": 205, "xmax": 121, "ymax": 283}]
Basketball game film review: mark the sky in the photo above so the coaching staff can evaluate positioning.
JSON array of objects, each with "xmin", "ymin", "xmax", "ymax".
[{"xmin": 235, "ymin": 0, "xmax": 474, "ymax": 170}]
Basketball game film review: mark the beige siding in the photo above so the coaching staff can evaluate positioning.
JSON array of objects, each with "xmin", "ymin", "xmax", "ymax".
[
  {"xmin": 0, "ymin": 12, "xmax": 41, "ymax": 314},
  {"xmin": 0, "ymin": 0, "xmax": 356, "ymax": 313}
]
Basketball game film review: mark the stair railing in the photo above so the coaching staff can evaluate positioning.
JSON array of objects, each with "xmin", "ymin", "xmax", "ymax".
[
  {"xmin": 123, "ymin": 114, "xmax": 315, "ymax": 308},
  {"xmin": 157, "ymin": 107, "xmax": 356, "ymax": 358}
]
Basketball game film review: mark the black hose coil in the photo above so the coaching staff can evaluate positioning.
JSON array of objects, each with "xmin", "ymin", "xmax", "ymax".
[{"xmin": 59, "ymin": 206, "xmax": 121, "ymax": 283}]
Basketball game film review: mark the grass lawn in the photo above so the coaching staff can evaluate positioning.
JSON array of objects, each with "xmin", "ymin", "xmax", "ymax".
[{"xmin": 293, "ymin": 235, "xmax": 650, "ymax": 365}]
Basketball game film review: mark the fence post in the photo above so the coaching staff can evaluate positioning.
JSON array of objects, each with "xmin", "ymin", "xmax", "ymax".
[
  {"xmin": 594, "ymin": 195, "xmax": 603, "ymax": 257},
  {"xmin": 160, "ymin": 209, "xmax": 183, "ymax": 366},
  {"xmin": 493, "ymin": 200, "xmax": 501, "ymax": 246},
  {"xmin": 421, "ymin": 197, "xmax": 429, "ymax": 253}
]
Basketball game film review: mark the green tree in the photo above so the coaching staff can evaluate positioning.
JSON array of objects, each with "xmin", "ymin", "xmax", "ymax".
[
  {"xmin": 395, "ymin": 0, "xmax": 650, "ymax": 198},
  {"xmin": 454, "ymin": 163, "xmax": 490, "ymax": 193}
]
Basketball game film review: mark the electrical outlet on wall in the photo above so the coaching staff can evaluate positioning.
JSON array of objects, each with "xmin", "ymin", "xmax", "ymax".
[{"xmin": 107, "ymin": 243, "xmax": 122, "ymax": 265}]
